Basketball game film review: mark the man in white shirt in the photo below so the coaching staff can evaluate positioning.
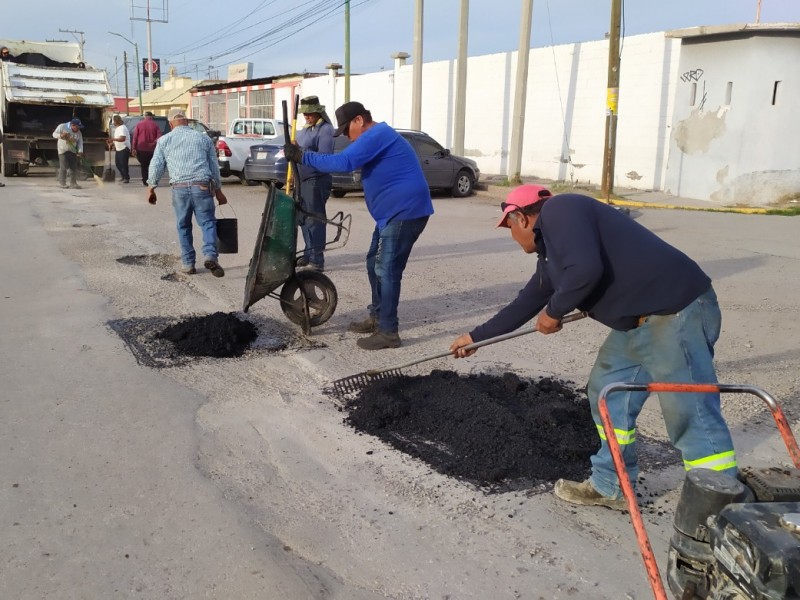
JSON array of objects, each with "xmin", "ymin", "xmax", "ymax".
[{"xmin": 110, "ymin": 115, "xmax": 131, "ymax": 183}]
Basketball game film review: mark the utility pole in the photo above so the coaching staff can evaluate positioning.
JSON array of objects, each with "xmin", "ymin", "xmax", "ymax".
[
  {"xmin": 600, "ymin": 0, "xmax": 622, "ymax": 200},
  {"xmin": 411, "ymin": 0, "xmax": 424, "ymax": 130},
  {"xmin": 453, "ymin": 0, "xmax": 469, "ymax": 155},
  {"xmin": 59, "ymin": 29, "xmax": 85, "ymax": 61},
  {"xmin": 344, "ymin": 0, "xmax": 351, "ymax": 102},
  {"xmin": 507, "ymin": 0, "xmax": 534, "ymax": 184},
  {"xmin": 130, "ymin": 0, "xmax": 168, "ymax": 91},
  {"xmin": 123, "ymin": 51, "xmax": 130, "ymax": 111},
  {"xmin": 109, "ymin": 32, "xmax": 143, "ymax": 114}
]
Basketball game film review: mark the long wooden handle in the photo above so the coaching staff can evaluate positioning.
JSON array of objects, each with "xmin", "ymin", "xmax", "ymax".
[{"xmin": 366, "ymin": 311, "xmax": 588, "ymax": 376}]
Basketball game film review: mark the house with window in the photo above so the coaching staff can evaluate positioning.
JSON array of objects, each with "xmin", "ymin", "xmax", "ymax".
[
  {"xmin": 664, "ymin": 23, "xmax": 800, "ymax": 205},
  {"xmin": 127, "ymin": 67, "xmax": 221, "ymax": 118}
]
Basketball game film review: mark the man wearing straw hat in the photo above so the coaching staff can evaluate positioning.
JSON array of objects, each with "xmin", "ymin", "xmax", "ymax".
[
  {"xmin": 146, "ymin": 108, "xmax": 228, "ymax": 277},
  {"xmin": 295, "ymin": 96, "xmax": 335, "ymax": 272}
]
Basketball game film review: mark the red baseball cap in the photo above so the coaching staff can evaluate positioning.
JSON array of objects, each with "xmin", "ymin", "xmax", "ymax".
[{"xmin": 496, "ymin": 184, "xmax": 552, "ymax": 228}]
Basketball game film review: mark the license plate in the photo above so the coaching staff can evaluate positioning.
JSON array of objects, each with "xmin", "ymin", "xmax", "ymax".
[{"xmin": 256, "ymin": 152, "xmax": 267, "ymax": 160}]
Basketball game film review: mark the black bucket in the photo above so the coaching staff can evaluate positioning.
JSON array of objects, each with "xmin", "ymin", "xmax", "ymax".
[{"xmin": 216, "ymin": 218, "xmax": 238, "ymax": 254}]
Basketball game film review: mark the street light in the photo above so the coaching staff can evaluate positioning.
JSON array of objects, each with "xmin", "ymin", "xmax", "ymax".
[{"xmin": 109, "ymin": 31, "xmax": 143, "ymax": 115}]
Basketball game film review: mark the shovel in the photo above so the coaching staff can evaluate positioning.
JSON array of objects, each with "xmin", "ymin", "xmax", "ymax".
[
  {"xmin": 102, "ymin": 146, "xmax": 116, "ymax": 182},
  {"xmin": 329, "ymin": 311, "xmax": 588, "ymax": 399}
]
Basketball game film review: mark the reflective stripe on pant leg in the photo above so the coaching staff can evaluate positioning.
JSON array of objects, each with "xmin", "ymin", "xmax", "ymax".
[
  {"xmin": 684, "ymin": 450, "xmax": 737, "ymax": 472},
  {"xmin": 587, "ymin": 328, "xmax": 652, "ymax": 499}
]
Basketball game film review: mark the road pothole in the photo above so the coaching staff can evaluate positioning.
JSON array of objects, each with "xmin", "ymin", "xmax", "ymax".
[{"xmin": 116, "ymin": 254, "xmax": 178, "ymax": 269}]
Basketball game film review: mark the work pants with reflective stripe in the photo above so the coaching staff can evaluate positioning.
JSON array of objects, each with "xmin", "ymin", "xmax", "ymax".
[{"xmin": 586, "ymin": 287, "xmax": 737, "ymax": 499}]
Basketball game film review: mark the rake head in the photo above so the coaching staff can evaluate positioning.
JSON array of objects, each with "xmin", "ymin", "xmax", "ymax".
[{"xmin": 326, "ymin": 368, "xmax": 405, "ymax": 401}]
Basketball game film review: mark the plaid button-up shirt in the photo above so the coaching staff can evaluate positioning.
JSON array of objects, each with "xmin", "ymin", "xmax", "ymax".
[{"xmin": 147, "ymin": 125, "xmax": 221, "ymax": 188}]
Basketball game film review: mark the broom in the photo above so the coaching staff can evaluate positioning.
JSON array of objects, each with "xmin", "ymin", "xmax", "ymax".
[{"xmin": 328, "ymin": 312, "xmax": 588, "ymax": 399}]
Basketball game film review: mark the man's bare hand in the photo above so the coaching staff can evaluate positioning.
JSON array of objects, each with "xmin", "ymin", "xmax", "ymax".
[
  {"xmin": 535, "ymin": 310, "xmax": 562, "ymax": 334},
  {"xmin": 450, "ymin": 333, "xmax": 476, "ymax": 358},
  {"xmin": 215, "ymin": 189, "xmax": 228, "ymax": 205},
  {"xmin": 147, "ymin": 188, "xmax": 157, "ymax": 205}
]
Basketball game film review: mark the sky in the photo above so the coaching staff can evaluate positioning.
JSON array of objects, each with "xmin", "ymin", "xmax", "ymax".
[{"xmin": 3, "ymin": 0, "xmax": 799, "ymax": 95}]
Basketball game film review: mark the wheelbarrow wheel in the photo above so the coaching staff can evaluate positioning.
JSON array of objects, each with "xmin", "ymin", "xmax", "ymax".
[{"xmin": 279, "ymin": 270, "xmax": 338, "ymax": 328}]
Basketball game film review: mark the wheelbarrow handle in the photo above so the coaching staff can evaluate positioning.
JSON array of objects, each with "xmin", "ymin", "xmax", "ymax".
[{"xmin": 366, "ymin": 311, "xmax": 588, "ymax": 376}]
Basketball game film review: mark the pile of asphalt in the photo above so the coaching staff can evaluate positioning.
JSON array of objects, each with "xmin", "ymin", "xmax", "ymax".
[
  {"xmin": 344, "ymin": 370, "xmax": 601, "ymax": 492},
  {"xmin": 156, "ymin": 312, "xmax": 258, "ymax": 358}
]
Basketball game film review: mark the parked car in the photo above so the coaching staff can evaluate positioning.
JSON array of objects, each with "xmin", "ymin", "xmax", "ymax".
[
  {"xmin": 121, "ymin": 115, "xmax": 221, "ymax": 145},
  {"xmin": 217, "ymin": 118, "xmax": 284, "ymax": 183},
  {"xmin": 243, "ymin": 135, "xmax": 361, "ymax": 194},
  {"xmin": 243, "ymin": 129, "xmax": 479, "ymax": 197}
]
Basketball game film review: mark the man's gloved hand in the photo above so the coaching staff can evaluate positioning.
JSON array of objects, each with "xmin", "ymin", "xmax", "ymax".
[{"xmin": 283, "ymin": 143, "xmax": 303, "ymax": 163}]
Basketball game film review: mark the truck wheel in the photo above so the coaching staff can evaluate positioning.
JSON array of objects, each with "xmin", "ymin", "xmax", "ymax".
[
  {"xmin": 331, "ymin": 190, "xmax": 346, "ymax": 198},
  {"xmin": 279, "ymin": 270, "xmax": 338, "ymax": 328}
]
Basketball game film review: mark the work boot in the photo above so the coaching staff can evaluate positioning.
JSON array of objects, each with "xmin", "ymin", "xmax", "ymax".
[
  {"xmin": 553, "ymin": 479, "xmax": 627, "ymax": 511},
  {"xmin": 180, "ymin": 264, "xmax": 196, "ymax": 275},
  {"xmin": 348, "ymin": 315, "xmax": 378, "ymax": 334},
  {"xmin": 203, "ymin": 257, "xmax": 225, "ymax": 278},
  {"xmin": 357, "ymin": 331, "xmax": 401, "ymax": 350}
]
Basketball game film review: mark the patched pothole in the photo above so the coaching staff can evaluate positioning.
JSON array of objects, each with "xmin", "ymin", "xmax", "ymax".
[
  {"xmin": 342, "ymin": 370, "xmax": 680, "ymax": 493},
  {"xmin": 108, "ymin": 313, "xmax": 316, "ymax": 368}
]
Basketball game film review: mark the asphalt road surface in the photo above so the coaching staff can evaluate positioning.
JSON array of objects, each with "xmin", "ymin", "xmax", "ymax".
[{"xmin": 1, "ymin": 170, "xmax": 798, "ymax": 599}]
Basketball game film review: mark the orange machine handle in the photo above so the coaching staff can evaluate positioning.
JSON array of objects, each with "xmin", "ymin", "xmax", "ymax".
[{"xmin": 598, "ymin": 382, "xmax": 800, "ymax": 600}]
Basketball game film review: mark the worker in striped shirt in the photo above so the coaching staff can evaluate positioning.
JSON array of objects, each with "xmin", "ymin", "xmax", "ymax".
[{"xmin": 147, "ymin": 109, "xmax": 227, "ymax": 277}]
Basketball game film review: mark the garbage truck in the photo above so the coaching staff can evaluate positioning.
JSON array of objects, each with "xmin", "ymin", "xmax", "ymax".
[{"xmin": 0, "ymin": 39, "xmax": 114, "ymax": 177}]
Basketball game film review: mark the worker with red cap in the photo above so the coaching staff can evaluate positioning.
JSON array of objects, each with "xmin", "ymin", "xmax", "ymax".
[{"xmin": 450, "ymin": 185, "xmax": 737, "ymax": 511}]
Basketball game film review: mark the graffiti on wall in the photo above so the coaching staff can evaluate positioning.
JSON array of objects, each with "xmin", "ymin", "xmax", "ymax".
[{"xmin": 681, "ymin": 68, "xmax": 704, "ymax": 82}]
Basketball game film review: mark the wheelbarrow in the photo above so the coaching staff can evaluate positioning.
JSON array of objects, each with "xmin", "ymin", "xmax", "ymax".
[{"xmin": 242, "ymin": 183, "xmax": 351, "ymax": 335}]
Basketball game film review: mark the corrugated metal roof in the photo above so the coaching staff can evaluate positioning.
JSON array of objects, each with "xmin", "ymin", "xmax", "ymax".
[{"xmin": 2, "ymin": 62, "xmax": 113, "ymax": 107}]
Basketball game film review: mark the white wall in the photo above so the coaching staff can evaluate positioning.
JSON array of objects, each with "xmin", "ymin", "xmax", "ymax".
[
  {"xmin": 664, "ymin": 35, "xmax": 800, "ymax": 204},
  {"xmin": 299, "ymin": 31, "xmax": 798, "ymax": 205}
]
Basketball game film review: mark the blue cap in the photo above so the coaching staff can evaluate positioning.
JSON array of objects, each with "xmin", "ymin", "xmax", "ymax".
[{"xmin": 69, "ymin": 118, "xmax": 84, "ymax": 128}]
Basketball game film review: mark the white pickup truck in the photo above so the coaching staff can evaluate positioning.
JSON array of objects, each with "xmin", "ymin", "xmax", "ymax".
[{"xmin": 217, "ymin": 117, "xmax": 283, "ymax": 184}]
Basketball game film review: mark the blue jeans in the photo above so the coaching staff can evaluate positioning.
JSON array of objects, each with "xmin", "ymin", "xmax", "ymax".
[
  {"xmin": 299, "ymin": 175, "xmax": 332, "ymax": 268},
  {"xmin": 365, "ymin": 216, "xmax": 429, "ymax": 334},
  {"xmin": 171, "ymin": 185, "xmax": 218, "ymax": 267},
  {"xmin": 586, "ymin": 287, "xmax": 737, "ymax": 499}
]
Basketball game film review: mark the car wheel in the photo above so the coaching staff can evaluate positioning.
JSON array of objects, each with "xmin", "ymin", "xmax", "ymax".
[
  {"xmin": 452, "ymin": 169, "xmax": 474, "ymax": 197},
  {"xmin": 331, "ymin": 190, "xmax": 346, "ymax": 198}
]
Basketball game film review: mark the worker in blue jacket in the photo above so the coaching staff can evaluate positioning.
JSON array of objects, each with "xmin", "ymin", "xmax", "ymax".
[
  {"xmin": 450, "ymin": 185, "xmax": 737, "ymax": 510},
  {"xmin": 285, "ymin": 101, "xmax": 433, "ymax": 351}
]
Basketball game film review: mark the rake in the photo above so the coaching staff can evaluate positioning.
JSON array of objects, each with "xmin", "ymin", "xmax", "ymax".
[{"xmin": 329, "ymin": 311, "xmax": 588, "ymax": 399}]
